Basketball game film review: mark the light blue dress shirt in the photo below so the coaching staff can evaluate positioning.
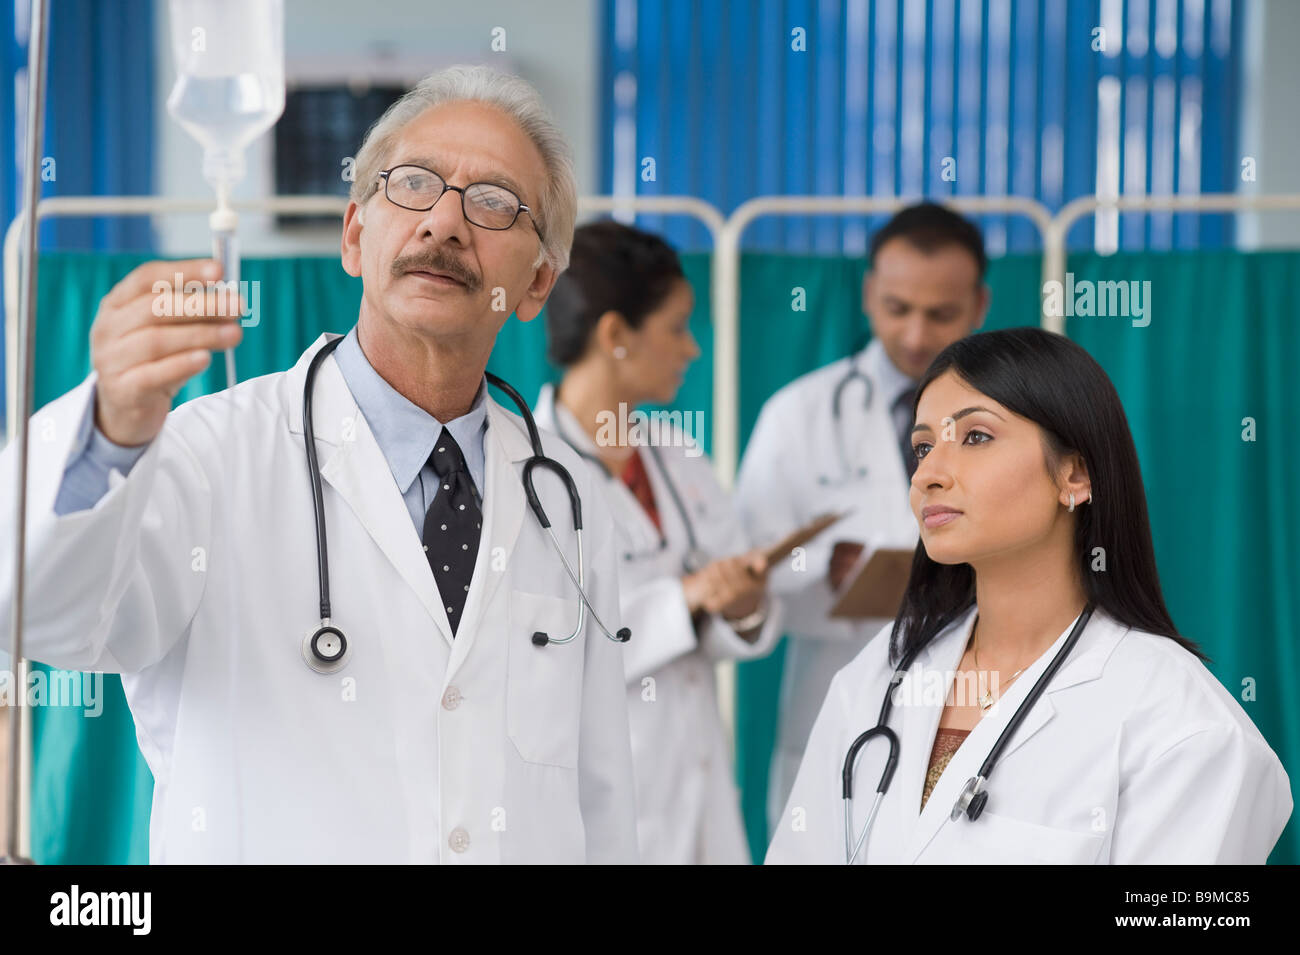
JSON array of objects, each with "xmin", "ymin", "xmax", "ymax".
[
  {"xmin": 865, "ymin": 339, "xmax": 922, "ymax": 444},
  {"xmin": 54, "ymin": 325, "xmax": 490, "ymax": 538}
]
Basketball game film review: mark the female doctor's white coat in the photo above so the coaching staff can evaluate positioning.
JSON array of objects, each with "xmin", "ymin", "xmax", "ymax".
[
  {"xmin": 535, "ymin": 385, "xmax": 782, "ymax": 864},
  {"xmin": 767, "ymin": 604, "xmax": 1292, "ymax": 864},
  {"xmin": 0, "ymin": 333, "xmax": 639, "ymax": 864}
]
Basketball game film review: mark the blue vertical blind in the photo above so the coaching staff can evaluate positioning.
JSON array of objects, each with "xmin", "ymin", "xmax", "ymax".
[
  {"xmin": 601, "ymin": 0, "xmax": 1243, "ymax": 254},
  {"xmin": 0, "ymin": 0, "xmax": 155, "ymax": 427}
]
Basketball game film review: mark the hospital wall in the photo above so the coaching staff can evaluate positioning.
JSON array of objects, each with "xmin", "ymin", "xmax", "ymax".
[
  {"xmin": 1239, "ymin": 0, "xmax": 1300, "ymax": 247},
  {"xmin": 140, "ymin": 0, "xmax": 1300, "ymax": 258}
]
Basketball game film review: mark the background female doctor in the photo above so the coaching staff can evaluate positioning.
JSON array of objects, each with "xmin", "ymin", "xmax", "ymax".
[
  {"xmin": 535, "ymin": 221, "xmax": 782, "ymax": 864},
  {"xmin": 767, "ymin": 327, "xmax": 1292, "ymax": 864}
]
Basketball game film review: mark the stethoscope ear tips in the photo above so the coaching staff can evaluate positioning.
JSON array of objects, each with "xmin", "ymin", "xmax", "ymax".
[{"xmin": 532, "ymin": 627, "xmax": 629, "ymax": 647}]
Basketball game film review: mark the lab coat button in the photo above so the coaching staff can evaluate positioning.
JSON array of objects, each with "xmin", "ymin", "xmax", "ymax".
[
  {"xmin": 441, "ymin": 686, "xmax": 462, "ymax": 710},
  {"xmin": 449, "ymin": 826, "xmax": 470, "ymax": 853}
]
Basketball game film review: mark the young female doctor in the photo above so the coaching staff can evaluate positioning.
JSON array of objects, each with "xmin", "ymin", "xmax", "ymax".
[
  {"xmin": 534, "ymin": 221, "xmax": 782, "ymax": 864},
  {"xmin": 767, "ymin": 327, "xmax": 1292, "ymax": 864}
]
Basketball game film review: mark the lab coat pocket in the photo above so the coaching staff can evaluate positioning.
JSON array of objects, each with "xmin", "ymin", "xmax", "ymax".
[
  {"xmin": 506, "ymin": 591, "xmax": 585, "ymax": 769},
  {"xmin": 964, "ymin": 810, "xmax": 1105, "ymax": 865}
]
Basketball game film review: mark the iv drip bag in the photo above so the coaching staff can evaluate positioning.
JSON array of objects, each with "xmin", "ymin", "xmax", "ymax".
[{"xmin": 165, "ymin": 0, "xmax": 285, "ymax": 188}]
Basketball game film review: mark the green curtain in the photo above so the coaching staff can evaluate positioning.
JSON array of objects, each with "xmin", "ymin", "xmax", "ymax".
[{"xmin": 18, "ymin": 249, "xmax": 1297, "ymax": 865}]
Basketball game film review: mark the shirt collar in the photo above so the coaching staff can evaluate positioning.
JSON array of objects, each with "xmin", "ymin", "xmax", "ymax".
[
  {"xmin": 332, "ymin": 325, "xmax": 488, "ymax": 494},
  {"xmin": 863, "ymin": 338, "xmax": 920, "ymax": 410}
]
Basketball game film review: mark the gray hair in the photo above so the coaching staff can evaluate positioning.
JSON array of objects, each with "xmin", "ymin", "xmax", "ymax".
[{"xmin": 350, "ymin": 64, "xmax": 576, "ymax": 273}]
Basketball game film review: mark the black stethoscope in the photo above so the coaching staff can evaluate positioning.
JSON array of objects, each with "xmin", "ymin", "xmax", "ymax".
[
  {"xmin": 300, "ymin": 336, "xmax": 631, "ymax": 674},
  {"xmin": 821, "ymin": 350, "xmax": 874, "ymax": 487},
  {"xmin": 841, "ymin": 603, "xmax": 1095, "ymax": 864},
  {"xmin": 548, "ymin": 389, "xmax": 709, "ymax": 575}
]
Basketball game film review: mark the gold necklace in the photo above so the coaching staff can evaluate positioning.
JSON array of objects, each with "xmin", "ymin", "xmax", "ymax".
[{"xmin": 971, "ymin": 629, "xmax": 1027, "ymax": 711}]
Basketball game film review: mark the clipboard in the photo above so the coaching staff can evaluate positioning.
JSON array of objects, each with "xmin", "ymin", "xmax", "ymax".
[
  {"xmin": 760, "ymin": 511, "xmax": 847, "ymax": 567},
  {"xmin": 828, "ymin": 546, "xmax": 914, "ymax": 619}
]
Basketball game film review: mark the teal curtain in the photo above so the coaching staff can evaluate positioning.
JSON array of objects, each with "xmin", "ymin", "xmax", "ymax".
[{"xmin": 19, "ymin": 250, "xmax": 1297, "ymax": 865}]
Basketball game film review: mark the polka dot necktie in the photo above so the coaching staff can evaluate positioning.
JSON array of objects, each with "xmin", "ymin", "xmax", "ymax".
[{"xmin": 422, "ymin": 427, "xmax": 482, "ymax": 636}]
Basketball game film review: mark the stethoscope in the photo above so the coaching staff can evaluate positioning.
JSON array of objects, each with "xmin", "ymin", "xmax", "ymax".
[
  {"xmin": 300, "ymin": 336, "xmax": 631, "ymax": 674},
  {"xmin": 841, "ymin": 602, "xmax": 1096, "ymax": 864},
  {"xmin": 549, "ymin": 391, "xmax": 709, "ymax": 575},
  {"xmin": 820, "ymin": 350, "xmax": 874, "ymax": 487}
]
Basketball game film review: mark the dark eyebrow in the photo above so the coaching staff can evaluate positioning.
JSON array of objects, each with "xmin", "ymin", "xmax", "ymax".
[
  {"xmin": 399, "ymin": 156, "xmax": 528, "ymax": 204},
  {"xmin": 911, "ymin": 405, "xmax": 1006, "ymax": 435}
]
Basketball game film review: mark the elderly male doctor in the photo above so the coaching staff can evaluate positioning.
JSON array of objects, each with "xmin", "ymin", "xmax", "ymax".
[
  {"xmin": 0, "ymin": 66, "xmax": 638, "ymax": 864},
  {"xmin": 736, "ymin": 204, "xmax": 989, "ymax": 831}
]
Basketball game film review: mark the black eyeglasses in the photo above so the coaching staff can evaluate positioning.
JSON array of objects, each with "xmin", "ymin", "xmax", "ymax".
[{"xmin": 378, "ymin": 164, "xmax": 544, "ymax": 243}]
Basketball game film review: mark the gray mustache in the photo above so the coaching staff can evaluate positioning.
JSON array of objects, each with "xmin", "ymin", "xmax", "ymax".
[{"xmin": 391, "ymin": 251, "xmax": 482, "ymax": 292}]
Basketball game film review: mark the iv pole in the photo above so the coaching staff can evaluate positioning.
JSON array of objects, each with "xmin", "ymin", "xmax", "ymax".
[{"xmin": 3, "ymin": 0, "xmax": 49, "ymax": 866}]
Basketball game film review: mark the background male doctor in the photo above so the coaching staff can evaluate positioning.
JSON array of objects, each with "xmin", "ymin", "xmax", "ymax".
[
  {"xmin": 736, "ymin": 203, "xmax": 990, "ymax": 830},
  {"xmin": 0, "ymin": 65, "xmax": 638, "ymax": 863}
]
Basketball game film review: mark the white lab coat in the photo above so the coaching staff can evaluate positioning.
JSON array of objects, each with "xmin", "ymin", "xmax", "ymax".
[
  {"xmin": 534, "ymin": 384, "xmax": 782, "ymax": 864},
  {"xmin": 0, "ymin": 333, "xmax": 639, "ymax": 864},
  {"xmin": 767, "ymin": 605, "xmax": 1293, "ymax": 864},
  {"xmin": 734, "ymin": 340, "xmax": 917, "ymax": 828}
]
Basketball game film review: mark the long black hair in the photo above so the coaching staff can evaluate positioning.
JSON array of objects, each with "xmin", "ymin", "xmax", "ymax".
[
  {"xmin": 544, "ymin": 220, "xmax": 685, "ymax": 366},
  {"xmin": 889, "ymin": 327, "xmax": 1206, "ymax": 666}
]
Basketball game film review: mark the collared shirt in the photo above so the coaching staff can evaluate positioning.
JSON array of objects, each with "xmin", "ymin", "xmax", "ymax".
[
  {"xmin": 54, "ymin": 396, "xmax": 153, "ymax": 515},
  {"xmin": 862, "ymin": 338, "xmax": 921, "ymax": 445},
  {"xmin": 332, "ymin": 325, "xmax": 488, "ymax": 532},
  {"xmin": 55, "ymin": 326, "xmax": 490, "ymax": 538}
]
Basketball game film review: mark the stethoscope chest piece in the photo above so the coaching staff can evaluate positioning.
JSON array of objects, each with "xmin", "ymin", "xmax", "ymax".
[
  {"xmin": 299, "ymin": 349, "xmax": 633, "ymax": 670},
  {"xmin": 682, "ymin": 548, "xmax": 710, "ymax": 574},
  {"xmin": 303, "ymin": 622, "xmax": 349, "ymax": 674},
  {"xmin": 950, "ymin": 775, "xmax": 988, "ymax": 822},
  {"xmin": 843, "ymin": 604, "xmax": 1096, "ymax": 862}
]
